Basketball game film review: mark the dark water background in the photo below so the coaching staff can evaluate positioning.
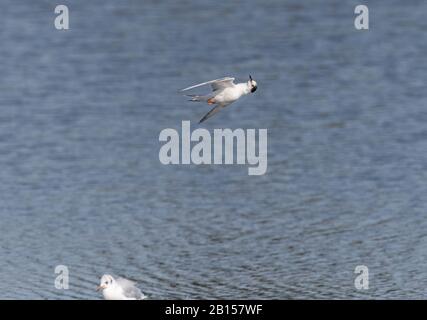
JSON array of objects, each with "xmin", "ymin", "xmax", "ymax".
[{"xmin": 1, "ymin": 0, "xmax": 427, "ymax": 299}]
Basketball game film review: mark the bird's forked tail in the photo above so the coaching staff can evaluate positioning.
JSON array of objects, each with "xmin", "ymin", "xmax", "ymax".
[{"xmin": 185, "ymin": 94, "xmax": 213, "ymax": 103}]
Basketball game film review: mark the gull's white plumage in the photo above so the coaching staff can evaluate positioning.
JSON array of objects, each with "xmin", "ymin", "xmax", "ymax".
[
  {"xmin": 181, "ymin": 76, "xmax": 257, "ymax": 123},
  {"xmin": 97, "ymin": 274, "xmax": 147, "ymax": 300}
]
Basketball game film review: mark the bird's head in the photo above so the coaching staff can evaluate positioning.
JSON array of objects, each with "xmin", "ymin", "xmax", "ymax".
[
  {"xmin": 96, "ymin": 274, "xmax": 115, "ymax": 291},
  {"xmin": 248, "ymin": 75, "xmax": 257, "ymax": 93}
]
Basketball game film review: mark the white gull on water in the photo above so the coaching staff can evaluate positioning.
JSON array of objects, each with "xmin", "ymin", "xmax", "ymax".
[{"xmin": 96, "ymin": 274, "xmax": 147, "ymax": 300}]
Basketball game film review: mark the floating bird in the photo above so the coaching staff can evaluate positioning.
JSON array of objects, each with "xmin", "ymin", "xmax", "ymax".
[
  {"xmin": 96, "ymin": 274, "xmax": 147, "ymax": 300},
  {"xmin": 181, "ymin": 75, "xmax": 258, "ymax": 123}
]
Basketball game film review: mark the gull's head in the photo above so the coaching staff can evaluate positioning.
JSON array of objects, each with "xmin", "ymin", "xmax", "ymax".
[
  {"xmin": 96, "ymin": 274, "xmax": 115, "ymax": 291},
  {"xmin": 248, "ymin": 75, "xmax": 257, "ymax": 93}
]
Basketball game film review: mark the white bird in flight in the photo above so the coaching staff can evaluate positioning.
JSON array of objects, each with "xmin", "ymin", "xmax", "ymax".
[
  {"xmin": 96, "ymin": 274, "xmax": 147, "ymax": 300},
  {"xmin": 180, "ymin": 75, "xmax": 258, "ymax": 123}
]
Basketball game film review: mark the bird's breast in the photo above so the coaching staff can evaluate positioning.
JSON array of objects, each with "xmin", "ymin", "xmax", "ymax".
[
  {"xmin": 103, "ymin": 288, "xmax": 126, "ymax": 300},
  {"xmin": 216, "ymin": 87, "xmax": 242, "ymax": 103}
]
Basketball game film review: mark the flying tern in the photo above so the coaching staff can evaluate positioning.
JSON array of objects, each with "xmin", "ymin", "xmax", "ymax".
[{"xmin": 180, "ymin": 75, "xmax": 258, "ymax": 123}]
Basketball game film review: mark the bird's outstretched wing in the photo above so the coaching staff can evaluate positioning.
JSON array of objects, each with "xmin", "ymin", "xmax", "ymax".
[
  {"xmin": 199, "ymin": 105, "xmax": 225, "ymax": 123},
  {"xmin": 181, "ymin": 77, "xmax": 235, "ymax": 92},
  {"xmin": 116, "ymin": 277, "xmax": 146, "ymax": 300}
]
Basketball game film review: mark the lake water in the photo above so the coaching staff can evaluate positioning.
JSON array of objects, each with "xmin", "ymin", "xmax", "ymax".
[{"xmin": 1, "ymin": 0, "xmax": 427, "ymax": 299}]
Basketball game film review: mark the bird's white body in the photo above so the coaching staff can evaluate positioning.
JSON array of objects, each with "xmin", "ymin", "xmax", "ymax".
[
  {"xmin": 181, "ymin": 76, "xmax": 257, "ymax": 123},
  {"xmin": 102, "ymin": 285, "xmax": 135, "ymax": 300},
  {"xmin": 97, "ymin": 274, "xmax": 147, "ymax": 300},
  {"xmin": 213, "ymin": 83, "xmax": 250, "ymax": 105}
]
